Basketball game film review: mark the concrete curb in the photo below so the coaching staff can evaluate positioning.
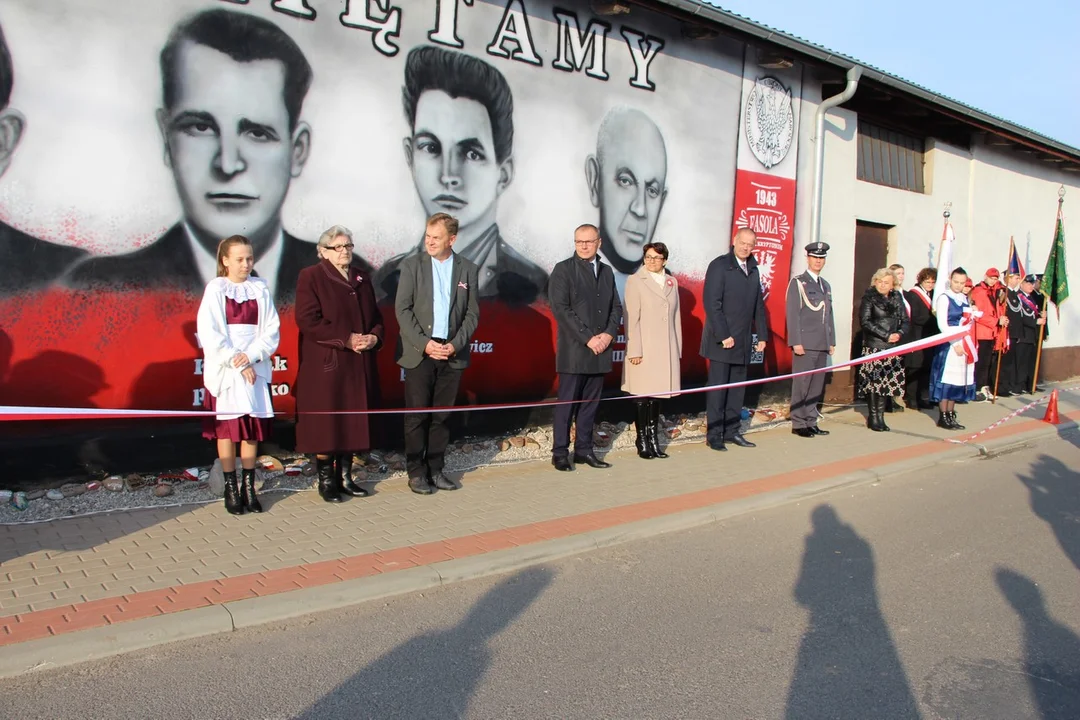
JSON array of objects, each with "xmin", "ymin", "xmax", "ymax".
[
  {"xmin": 0, "ymin": 605, "xmax": 233, "ymax": 678},
  {"xmin": 0, "ymin": 418, "xmax": 1074, "ymax": 679}
]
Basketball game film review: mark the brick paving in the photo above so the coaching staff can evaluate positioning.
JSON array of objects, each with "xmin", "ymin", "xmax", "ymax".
[{"xmin": 1, "ymin": 390, "xmax": 1077, "ymax": 647}]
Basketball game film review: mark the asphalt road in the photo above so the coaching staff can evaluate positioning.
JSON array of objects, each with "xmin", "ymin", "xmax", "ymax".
[{"xmin": 3, "ymin": 431, "xmax": 1080, "ymax": 719}]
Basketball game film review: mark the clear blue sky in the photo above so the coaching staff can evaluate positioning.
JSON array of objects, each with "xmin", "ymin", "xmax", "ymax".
[{"xmin": 710, "ymin": 0, "xmax": 1080, "ymax": 149}]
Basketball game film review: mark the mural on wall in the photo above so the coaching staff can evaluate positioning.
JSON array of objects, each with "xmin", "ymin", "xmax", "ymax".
[
  {"xmin": 0, "ymin": 0, "xmax": 799, "ymax": 414},
  {"xmin": 373, "ymin": 44, "xmax": 548, "ymax": 307},
  {"xmin": 731, "ymin": 52, "xmax": 804, "ymax": 373}
]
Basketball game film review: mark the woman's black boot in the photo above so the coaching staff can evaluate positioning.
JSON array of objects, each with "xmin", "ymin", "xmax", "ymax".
[
  {"xmin": 649, "ymin": 400, "xmax": 668, "ymax": 459},
  {"xmin": 866, "ymin": 393, "xmax": 879, "ymax": 430},
  {"xmin": 634, "ymin": 401, "xmax": 655, "ymax": 459},
  {"xmin": 223, "ymin": 470, "xmax": 244, "ymax": 515},
  {"xmin": 317, "ymin": 456, "xmax": 342, "ymax": 503},
  {"xmin": 241, "ymin": 468, "xmax": 263, "ymax": 513},
  {"xmin": 876, "ymin": 395, "xmax": 891, "ymax": 432},
  {"xmin": 337, "ymin": 454, "xmax": 370, "ymax": 497}
]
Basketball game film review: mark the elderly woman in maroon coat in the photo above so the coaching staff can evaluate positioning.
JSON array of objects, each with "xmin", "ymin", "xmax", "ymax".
[{"xmin": 295, "ymin": 225, "xmax": 383, "ymax": 503}]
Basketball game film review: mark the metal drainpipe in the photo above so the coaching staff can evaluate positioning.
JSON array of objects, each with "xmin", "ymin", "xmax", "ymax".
[{"xmin": 810, "ymin": 66, "xmax": 862, "ymax": 246}]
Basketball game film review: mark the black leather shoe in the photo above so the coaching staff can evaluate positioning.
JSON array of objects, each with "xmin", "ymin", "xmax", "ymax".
[
  {"xmin": 809, "ymin": 426, "xmax": 830, "ymax": 436},
  {"xmin": 223, "ymin": 470, "xmax": 244, "ymax": 515},
  {"xmin": 728, "ymin": 434, "xmax": 756, "ymax": 448},
  {"xmin": 431, "ymin": 472, "xmax": 457, "ymax": 491},
  {"xmin": 552, "ymin": 457, "xmax": 574, "ymax": 472},
  {"xmin": 707, "ymin": 440, "xmax": 727, "ymax": 452},
  {"xmin": 241, "ymin": 468, "xmax": 263, "ymax": 513},
  {"xmin": 317, "ymin": 458, "xmax": 343, "ymax": 503},
  {"xmin": 572, "ymin": 453, "xmax": 612, "ymax": 469},
  {"xmin": 341, "ymin": 476, "xmax": 370, "ymax": 497},
  {"xmin": 408, "ymin": 475, "xmax": 435, "ymax": 495},
  {"xmin": 792, "ymin": 427, "xmax": 815, "ymax": 438},
  {"xmin": 337, "ymin": 455, "xmax": 370, "ymax": 497}
]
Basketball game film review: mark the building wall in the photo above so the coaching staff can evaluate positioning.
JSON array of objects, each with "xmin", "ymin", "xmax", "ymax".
[
  {"xmin": 0, "ymin": 0, "xmax": 811, "ymax": 414},
  {"xmin": 0, "ymin": 0, "xmax": 1073, "ymax": 417},
  {"xmin": 800, "ymin": 75, "xmax": 1079, "ymax": 373}
]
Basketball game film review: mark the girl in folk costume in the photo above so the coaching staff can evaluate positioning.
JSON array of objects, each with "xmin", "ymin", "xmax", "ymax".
[
  {"xmin": 197, "ymin": 236, "xmax": 281, "ymax": 515},
  {"xmin": 929, "ymin": 267, "xmax": 979, "ymax": 430}
]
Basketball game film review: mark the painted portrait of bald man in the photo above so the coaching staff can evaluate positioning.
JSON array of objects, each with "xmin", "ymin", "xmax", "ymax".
[{"xmin": 585, "ymin": 107, "xmax": 668, "ymax": 299}]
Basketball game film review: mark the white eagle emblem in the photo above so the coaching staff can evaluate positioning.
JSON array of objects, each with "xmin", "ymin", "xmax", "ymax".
[{"xmin": 745, "ymin": 77, "xmax": 794, "ymax": 170}]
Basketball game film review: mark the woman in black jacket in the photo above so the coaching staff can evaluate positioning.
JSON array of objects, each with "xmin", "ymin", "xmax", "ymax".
[
  {"xmin": 902, "ymin": 267, "xmax": 939, "ymax": 409},
  {"xmin": 858, "ymin": 268, "xmax": 910, "ymax": 431}
]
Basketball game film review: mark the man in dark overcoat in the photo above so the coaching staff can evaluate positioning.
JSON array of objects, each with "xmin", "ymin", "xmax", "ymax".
[
  {"xmin": 548, "ymin": 223, "xmax": 622, "ymax": 472},
  {"xmin": 395, "ymin": 213, "xmax": 480, "ymax": 495},
  {"xmin": 786, "ymin": 241, "xmax": 835, "ymax": 438},
  {"xmin": 700, "ymin": 228, "xmax": 769, "ymax": 451}
]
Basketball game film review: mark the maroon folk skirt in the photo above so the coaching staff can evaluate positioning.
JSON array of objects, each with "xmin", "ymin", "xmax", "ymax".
[{"xmin": 201, "ymin": 391, "xmax": 273, "ymax": 442}]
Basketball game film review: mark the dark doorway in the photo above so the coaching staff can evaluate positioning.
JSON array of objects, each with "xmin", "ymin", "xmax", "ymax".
[{"xmin": 851, "ymin": 222, "xmax": 891, "ymax": 396}]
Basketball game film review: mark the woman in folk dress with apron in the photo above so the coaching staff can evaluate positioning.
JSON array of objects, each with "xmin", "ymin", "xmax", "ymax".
[
  {"xmin": 929, "ymin": 267, "xmax": 977, "ymax": 430},
  {"xmin": 197, "ymin": 235, "xmax": 281, "ymax": 515}
]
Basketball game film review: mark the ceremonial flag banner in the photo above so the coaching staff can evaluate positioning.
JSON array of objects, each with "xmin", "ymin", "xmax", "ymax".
[
  {"xmin": 1006, "ymin": 236, "xmax": 1026, "ymax": 278},
  {"xmin": 937, "ymin": 217, "xmax": 955, "ymax": 276},
  {"xmin": 1043, "ymin": 204, "xmax": 1070, "ymax": 318}
]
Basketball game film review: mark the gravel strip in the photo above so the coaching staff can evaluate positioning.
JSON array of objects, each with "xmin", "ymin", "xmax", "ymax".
[{"xmin": 0, "ymin": 410, "xmax": 787, "ymax": 525}]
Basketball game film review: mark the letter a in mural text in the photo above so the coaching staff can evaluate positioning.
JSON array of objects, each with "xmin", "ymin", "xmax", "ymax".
[
  {"xmin": 551, "ymin": 9, "xmax": 610, "ymax": 80},
  {"xmin": 621, "ymin": 27, "xmax": 664, "ymax": 91},
  {"xmin": 217, "ymin": 0, "xmax": 316, "ymax": 19},
  {"xmin": 341, "ymin": 0, "xmax": 402, "ymax": 57},
  {"xmin": 272, "ymin": 0, "xmax": 316, "ymax": 19},
  {"xmin": 486, "ymin": 0, "xmax": 542, "ymax": 66},
  {"xmin": 429, "ymin": 0, "xmax": 475, "ymax": 49}
]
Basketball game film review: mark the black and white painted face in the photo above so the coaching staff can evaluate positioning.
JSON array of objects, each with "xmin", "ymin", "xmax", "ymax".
[
  {"xmin": 407, "ymin": 90, "xmax": 506, "ymax": 237},
  {"xmin": 589, "ymin": 108, "xmax": 667, "ymax": 272},
  {"xmin": 158, "ymin": 42, "xmax": 304, "ymax": 243}
]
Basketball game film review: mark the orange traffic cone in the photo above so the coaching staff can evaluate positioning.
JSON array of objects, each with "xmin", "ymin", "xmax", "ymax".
[{"xmin": 1042, "ymin": 389, "xmax": 1060, "ymax": 425}]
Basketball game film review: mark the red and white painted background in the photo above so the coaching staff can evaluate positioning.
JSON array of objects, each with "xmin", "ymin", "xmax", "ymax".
[{"xmin": 0, "ymin": 0, "xmax": 804, "ymax": 414}]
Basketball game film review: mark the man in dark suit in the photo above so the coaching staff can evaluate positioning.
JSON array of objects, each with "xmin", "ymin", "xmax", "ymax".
[
  {"xmin": 786, "ymin": 241, "xmax": 835, "ymax": 438},
  {"xmin": 375, "ymin": 45, "xmax": 547, "ymax": 306},
  {"xmin": 0, "ymin": 21, "xmax": 87, "ymax": 296},
  {"xmin": 700, "ymin": 228, "xmax": 769, "ymax": 451},
  {"xmin": 395, "ymin": 212, "xmax": 480, "ymax": 495},
  {"xmin": 65, "ymin": 8, "xmax": 334, "ymax": 304},
  {"xmin": 548, "ymin": 223, "xmax": 622, "ymax": 472}
]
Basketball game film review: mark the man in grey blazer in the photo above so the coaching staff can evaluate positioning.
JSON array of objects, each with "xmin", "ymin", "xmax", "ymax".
[
  {"xmin": 786, "ymin": 241, "xmax": 836, "ymax": 438},
  {"xmin": 395, "ymin": 212, "xmax": 481, "ymax": 494},
  {"xmin": 548, "ymin": 223, "xmax": 622, "ymax": 472}
]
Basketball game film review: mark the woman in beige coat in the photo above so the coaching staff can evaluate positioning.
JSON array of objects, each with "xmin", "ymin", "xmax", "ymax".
[{"xmin": 622, "ymin": 243, "xmax": 683, "ymax": 459}]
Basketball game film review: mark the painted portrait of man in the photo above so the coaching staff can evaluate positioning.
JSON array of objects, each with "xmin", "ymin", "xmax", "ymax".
[
  {"xmin": 374, "ymin": 45, "xmax": 547, "ymax": 306},
  {"xmin": 0, "ymin": 21, "xmax": 88, "ymax": 296},
  {"xmin": 585, "ymin": 106, "xmax": 669, "ymax": 299},
  {"xmin": 66, "ymin": 8, "xmax": 334, "ymax": 303}
]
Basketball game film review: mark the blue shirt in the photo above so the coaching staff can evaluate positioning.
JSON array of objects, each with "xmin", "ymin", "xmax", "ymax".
[{"xmin": 431, "ymin": 253, "xmax": 454, "ymax": 340}]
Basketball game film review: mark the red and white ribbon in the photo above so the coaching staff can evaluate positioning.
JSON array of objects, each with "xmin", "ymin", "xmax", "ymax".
[{"xmin": 0, "ymin": 325, "xmax": 968, "ymax": 421}]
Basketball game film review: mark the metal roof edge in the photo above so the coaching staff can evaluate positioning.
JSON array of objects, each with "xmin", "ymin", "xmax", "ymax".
[{"xmin": 648, "ymin": 0, "xmax": 1080, "ymax": 162}]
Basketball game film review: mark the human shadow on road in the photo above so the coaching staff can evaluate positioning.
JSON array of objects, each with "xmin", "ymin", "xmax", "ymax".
[
  {"xmin": 1018, "ymin": 453, "xmax": 1080, "ymax": 573},
  {"xmin": 296, "ymin": 566, "xmax": 554, "ymax": 719},
  {"xmin": 996, "ymin": 568, "xmax": 1080, "ymax": 719},
  {"xmin": 785, "ymin": 505, "xmax": 922, "ymax": 720}
]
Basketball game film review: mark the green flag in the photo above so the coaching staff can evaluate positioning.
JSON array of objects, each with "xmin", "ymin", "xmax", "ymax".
[{"xmin": 1043, "ymin": 208, "xmax": 1069, "ymax": 318}]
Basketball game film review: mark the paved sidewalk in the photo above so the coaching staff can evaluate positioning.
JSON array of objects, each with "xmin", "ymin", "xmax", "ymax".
[{"xmin": 1, "ymin": 385, "xmax": 1078, "ymax": 675}]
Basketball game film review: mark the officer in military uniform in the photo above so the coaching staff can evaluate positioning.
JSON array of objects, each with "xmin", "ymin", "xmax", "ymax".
[{"xmin": 786, "ymin": 241, "xmax": 836, "ymax": 438}]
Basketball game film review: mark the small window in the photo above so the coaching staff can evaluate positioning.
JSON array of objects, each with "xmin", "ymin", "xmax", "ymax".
[{"xmin": 857, "ymin": 121, "xmax": 925, "ymax": 193}]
